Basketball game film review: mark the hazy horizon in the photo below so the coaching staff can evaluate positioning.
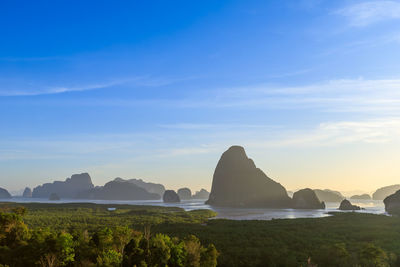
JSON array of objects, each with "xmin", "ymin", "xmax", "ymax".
[
  {"xmin": 2, "ymin": 0, "xmax": 400, "ymax": 193},
  {"xmin": 3, "ymin": 144, "xmax": 398, "ymax": 196}
]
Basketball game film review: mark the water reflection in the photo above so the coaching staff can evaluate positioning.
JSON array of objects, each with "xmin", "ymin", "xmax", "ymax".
[{"xmin": 2, "ymin": 198, "xmax": 387, "ymax": 220}]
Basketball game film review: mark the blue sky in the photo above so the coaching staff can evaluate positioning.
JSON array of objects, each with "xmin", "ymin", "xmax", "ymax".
[{"xmin": 1, "ymin": 0, "xmax": 400, "ymax": 194}]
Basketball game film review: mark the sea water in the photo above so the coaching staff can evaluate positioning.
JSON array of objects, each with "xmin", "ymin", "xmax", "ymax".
[{"xmin": 2, "ymin": 198, "xmax": 387, "ymax": 220}]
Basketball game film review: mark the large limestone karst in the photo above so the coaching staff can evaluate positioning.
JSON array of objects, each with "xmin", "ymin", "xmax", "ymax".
[
  {"xmin": 206, "ymin": 146, "xmax": 292, "ymax": 208},
  {"xmin": 163, "ymin": 190, "xmax": 180, "ymax": 203},
  {"xmin": 177, "ymin": 188, "xmax": 192, "ymax": 200},
  {"xmin": 384, "ymin": 190, "xmax": 400, "ymax": 215},
  {"xmin": 77, "ymin": 180, "xmax": 160, "ymax": 200},
  {"xmin": 338, "ymin": 199, "xmax": 361, "ymax": 210},
  {"xmin": 313, "ymin": 189, "xmax": 344, "ymax": 202},
  {"xmin": 22, "ymin": 187, "xmax": 32, "ymax": 198},
  {"xmin": 32, "ymin": 173, "xmax": 94, "ymax": 199},
  {"xmin": 292, "ymin": 188, "xmax": 325, "ymax": 209},
  {"xmin": 114, "ymin": 178, "xmax": 165, "ymax": 197},
  {"xmin": 0, "ymin": 188, "xmax": 11, "ymax": 199},
  {"xmin": 49, "ymin": 193, "xmax": 60, "ymax": 201},
  {"xmin": 350, "ymin": 194, "xmax": 371, "ymax": 200},
  {"xmin": 373, "ymin": 185, "xmax": 400, "ymax": 200},
  {"xmin": 192, "ymin": 189, "xmax": 210, "ymax": 199}
]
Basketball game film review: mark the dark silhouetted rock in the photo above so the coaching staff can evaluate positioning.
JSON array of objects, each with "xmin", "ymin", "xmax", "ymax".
[
  {"xmin": 163, "ymin": 190, "xmax": 180, "ymax": 203},
  {"xmin": 114, "ymin": 178, "xmax": 165, "ymax": 197},
  {"xmin": 350, "ymin": 194, "xmax": 371, "ymax": 200},
  {"xmin": 177, "ymin": 188, "xmax": 192, "ymax": 200},
  {"xmin": 313, "ymin": 189, "xmax": 344, "ymax": 202},
  {"xmin": 206, "ymin": 146, "xmax": 292, "ymax": 208},
  {"xmin": 339, "ymin": 199, "xmax": 361, "ymax": 210},
  {"xmin": 192, "ymin": 189, "xmax": 210, "ymax": 199},
  {"xmin": 384, "ymin": 190, "xmax": 400, "ymax": 215},
  {"xmin": 0, "ymin": 188, "xmax": 11, "ymax": 199},
  {"xmin": 373, "ymin": 185, "xmax": 400, "ymax": 200},
  {"xmin": 22, "ymin": 187, "xmax": 32, "ymax": 198},
  {"xmin": 33, "ymin": 173, "xmax": 94, "ymax": 199},
  {"xmin": 49, "ymin": 193, "xmax": 60, "ymax": 201},
  {"xmin": 292, "ymin": 188, "xmax": 325, "ymax": 209},
  {"xmin": 77, "ymin": 180, "xmax": 160, "ymax": 200}
]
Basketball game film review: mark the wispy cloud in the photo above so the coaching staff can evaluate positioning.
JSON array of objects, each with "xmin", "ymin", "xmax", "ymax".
[
  {"xmin": 13, "ymin": 77, "xmax": 400, "ymax": 115},
  {"xmin": 319, "ymin": 32, "xmax": 400, "ymax": 56},
  {"xmin": 159, "ymin": 118, "xmax": 400, "ymax": 149},
  {"xmin": 336, "ymin": 1, "xmax": 400, "ymax": 27},
  {"xmin": 176, "ymin": 78, "xmax": 400, "ymax": 114},
  {"xmin": 0, "ymin": 75, "xmax": 192, "ymax": 96},
  {"xmin": 158, "ymin": 123, "xmax": 281, "ymax": 130},
  {"xmin": 161, "ymin": 145, "xmax": 219, "ymax": 157},
  {"xmin": 4, "ymin": 76, "xmax": 400, "ymax": 116},
  {"xmin": 252, "ymin": 118, "xmax": 400, "ymax": 148},
  {"xmin": 0, "ymin": 79, "xmax": 133, "ymax": 96},
  {"xmin": 0, "ymin": 56, "xmax": 66, "ymax": 62}
]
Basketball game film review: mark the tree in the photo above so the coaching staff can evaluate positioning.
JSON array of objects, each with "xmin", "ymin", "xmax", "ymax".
[
  {"xmin": 169, "ymin": 237, "xmax": 186, "ymax": 267},
  {"xmin": 201, "ymin": 244, "xmax": 218, "ymax": 267},
  {"xmin": 97, "ymin": 249, "xmax": 122, "ymax": 267},
  {"xmin": 55, "ymin": 232, "xmax": 75, "ymax": 266},
  {"xmin": 0, "ymin": 209, "xmax": 30, "ymax": 266},
  {"xmin": 73, "ymin": 229, "xmax": 96, "ymax": 265},
  {"xmin": 0, "ymin": 210, "xmax": 30, "ymax": 248},
  {"xmin": 184, "ymin": 235, "xmax": 202, "ymax": 267},
  {"xmin": 35, "ymin": 231, "xmax": 75, "ymax": 267},
  {"xmin": 312, "ymin": 243, "xmax": 351, "ymax": 267},
  {"xmin": 123, "ymin": 234, "xmax": 145, "ymax": 267},
  {"xmin": 358, "ymin": 243, "xmax": 389, "ymax": 267},
  {"xmin": 149, "ymin": 234, "xmax": 171, "ymax": 266},
  {"xmin": 112, "ymin": 226, "xmax": 136, "ymax": 255}
]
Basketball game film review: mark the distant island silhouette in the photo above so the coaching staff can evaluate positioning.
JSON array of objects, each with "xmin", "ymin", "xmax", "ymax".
[
  {"xmin": 19, "ymin": 173, "xmax": 209, "ymax": 202},
  {"xmin": 1, "ymin": 145, "xmax": 397, "ymax": 209},
  {"xmin": 373, "ymin": 185, "xmax": 400, "ymax": 200}
]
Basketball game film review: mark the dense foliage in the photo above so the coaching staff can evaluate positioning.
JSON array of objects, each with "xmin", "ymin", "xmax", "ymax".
[
  {"xmin": 0, "ymin": 205, "xmax": 218, "ymax": 267},
  {"xmin": 1, "ymin": 202, "xmax": 400, "ymax": 266},
  {"xmin": 158, "ymin": 213, "xmax": 399, "ymax": 266},
  {"xmin": 3, "ymin": 203, "xmax": 216, "ymax": 231}
]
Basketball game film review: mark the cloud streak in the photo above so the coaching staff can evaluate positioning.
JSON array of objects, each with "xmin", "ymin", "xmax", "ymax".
[
  {"xmin": 3, "ymin": 73, "xmax": 400, "ymax": 120},
  {"xmin": 0, "ymin": 75, "xmax": 193, "ymax": 96},
  {"xmin": 173, "ymin": 78, "xmax": 400, "ymax": 114},
  {"xmin": 9, "ymin": 77, "xmax": 400, "ymax": 115},
  {"xmin": 255, "ymin": 118, "xmax": 400, "ymax": 148},
  {"xmin": 158, "ymin": 118, "xmax": 400, "ymax": 150},
  {"xmin": 336, "ymin": 1, "xmax": 400, "ymax": 27},
  {"xmin": 0, "ymin": 79, "xmax": 132, "ymax": 96}
]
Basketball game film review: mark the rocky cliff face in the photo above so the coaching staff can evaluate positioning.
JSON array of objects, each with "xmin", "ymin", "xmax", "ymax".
[
  {"xmin": 49, "ymin": 193, "xmax": 60, "ymax": 201},
  {"xmin": 114, "ymin": 178, "xmax": 165, "ymax": 197},
  {"xmin": 292, "ymin": 188, "xmax": 325, "ymax": 209},
  {"xmin": 339, "ymin": 199, "xmax": 361, "ymax": 210},
  {"xmin": 313, "ymin": 189, "xmax": 344, "ymax": 202},
  {"xmin": 163, "ymin": 190, "xmax": 180, "ymax": 203},
  {"xmin": 193, "ymin": 189, "xmax": 210, "ymax": 199},
  {"xmin": 0, "ymin": 188, "xmax": 11, "ymax": 199},
  {"xmin": 350, "ymin": 194, "xmax": 371, "ymax": 200},
  {"xmin": 206, "ymin": 146, "xmax": 292, "ymax": 208},
  {"xmin": 384, "ymin": 190, "xmax": 400, "ymax": 215},
  {"xmin": 22, "ymin": 187, "xmax": 32, "ymax": 198},
  {"xmin": 77, "ymin": 180, "xmax": 160, "ymax": 200},
  {"xmin": 32, "ymin": 173, "xmax": 94, "ymax": 198},
  {"xmin": 373, "ymin": 185, "xmax": 400, "ymax": 200},
  {"xmin": 177, "ymin": 188, "xmax": 192, "ymax": 200}
]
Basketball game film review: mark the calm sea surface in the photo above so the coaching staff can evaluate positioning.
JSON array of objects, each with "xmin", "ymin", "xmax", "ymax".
[{"xmin": 3, "ymin": 198, "xmax": 387, "ymax": 220}]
